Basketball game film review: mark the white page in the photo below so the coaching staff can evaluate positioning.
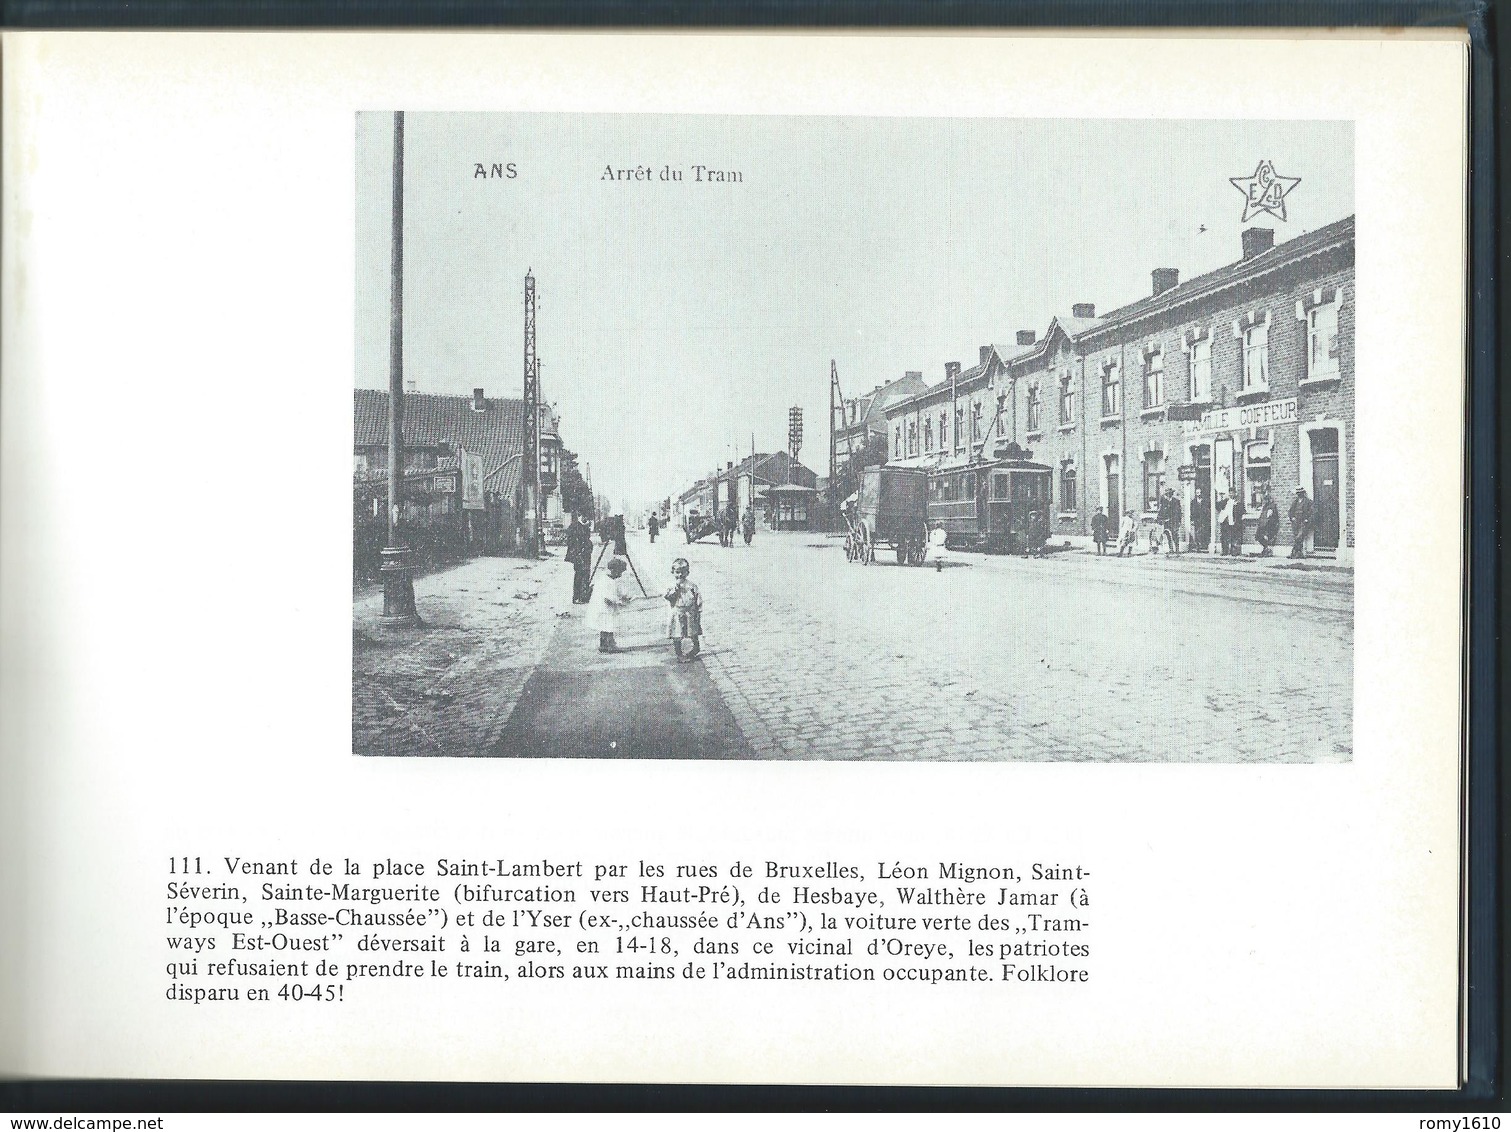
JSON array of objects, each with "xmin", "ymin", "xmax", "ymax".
[{"xmin": 0, "ymin": 30, "xmax": 1466, "ymax": 1087}]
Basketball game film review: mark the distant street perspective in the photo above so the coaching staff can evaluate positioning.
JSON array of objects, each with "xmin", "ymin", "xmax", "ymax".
[
  {"xmin": 354, "ymin": 529, "xmax": 1351, "ymax": 762},
  {"xmin": 353, "ymin": 112, "xmax": 1355, "ymax": 763}
]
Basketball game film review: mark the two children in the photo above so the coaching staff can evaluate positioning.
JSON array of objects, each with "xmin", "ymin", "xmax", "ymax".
[{"xmin": 586, "ymin": 555, "xmax": 705, "ymax": 663}]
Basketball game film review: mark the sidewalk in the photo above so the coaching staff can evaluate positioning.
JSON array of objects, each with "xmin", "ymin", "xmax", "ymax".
[{"xmin": 352, "ymin": 555, "xmax": 567, "ymax": 757}]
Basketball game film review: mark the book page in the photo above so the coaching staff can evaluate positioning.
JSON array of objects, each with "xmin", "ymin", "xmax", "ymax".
[{"xmin": 0, "ymin": 30, "xmax": 1466, "ymax": 1087}]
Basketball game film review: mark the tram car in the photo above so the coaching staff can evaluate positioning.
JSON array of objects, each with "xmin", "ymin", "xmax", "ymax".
[{"xmin": 927, "ymin": 458, "xmax": 1053, "ymax": 554}]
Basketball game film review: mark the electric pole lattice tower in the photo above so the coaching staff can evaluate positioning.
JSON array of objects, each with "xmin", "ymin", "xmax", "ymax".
[{"xmin": 522, "ymin": 271, "xmax": 540, "ymax": 556}]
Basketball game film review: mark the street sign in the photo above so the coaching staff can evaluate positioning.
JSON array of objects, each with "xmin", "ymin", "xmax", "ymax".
[{"xmin": 460, "ymin": 448, "xmax": 485, "ymax": 510}]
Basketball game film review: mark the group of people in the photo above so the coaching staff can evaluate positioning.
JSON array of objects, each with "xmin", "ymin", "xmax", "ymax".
[
  {"xmin": 715, "ymin": 503, "xmax": 758, "ymax": 548},
  {"xmin": 1088, "ymin": 483, "xmax": 1317, "ymax": 560},
  {"xmin": 562, "ymin": 512, "xmax": 705, "ymax": 660}
]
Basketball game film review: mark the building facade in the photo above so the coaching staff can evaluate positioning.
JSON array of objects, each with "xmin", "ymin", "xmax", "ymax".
[{"xmin": 884, "ymin": 218, "xmax": 1355, "ymax": 563}]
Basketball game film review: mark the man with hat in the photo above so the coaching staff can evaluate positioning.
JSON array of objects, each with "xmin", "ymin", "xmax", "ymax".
[{"xmin": 1288, "ymin": 485, "xmax": 1315, "ymax": 559}]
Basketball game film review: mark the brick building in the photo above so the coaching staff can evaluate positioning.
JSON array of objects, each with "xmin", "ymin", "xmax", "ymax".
[{"xmin": 884, "ymin": 216, "xmax": 1355, "ymax": 563}]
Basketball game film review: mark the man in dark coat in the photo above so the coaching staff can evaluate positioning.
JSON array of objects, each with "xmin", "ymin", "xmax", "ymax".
[
  {"xmin": 647, "ymin": 512, "xmax": 660, "ymax": 543},
  {"xmin": 1288, "ymin": 486, "xmax": 1314, "ymax": 559},
  {"xmin": 564, "ymin": 514, "xmax": 593, "ymax": 604},
  {"xmin": 1256, "ymin": 486, "xmax": 1280, "ymax": 556},
  {"xmin": 1159, "ymin": 486, "xmax": 1183, "ymax": 555},
  {"xmin": 1090, "ymin": 507, "xmax": 1110, "ymax": 555}
]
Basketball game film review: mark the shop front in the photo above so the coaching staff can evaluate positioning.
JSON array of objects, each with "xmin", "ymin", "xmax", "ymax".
[{"xmin": 1181, "ymin": 396, "xmax": 1300, "ymax": 557}]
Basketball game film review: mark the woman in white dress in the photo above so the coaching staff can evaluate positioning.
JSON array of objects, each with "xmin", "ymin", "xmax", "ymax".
[{"xmin": 927, "ymin": 522, "xmax": 950, "ymax": 572}]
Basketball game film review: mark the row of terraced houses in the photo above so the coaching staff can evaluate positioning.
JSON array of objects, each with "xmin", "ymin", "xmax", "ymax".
[{"xmin": 876, "ymin": 218, "xmax": 1355, "ymax": 563}]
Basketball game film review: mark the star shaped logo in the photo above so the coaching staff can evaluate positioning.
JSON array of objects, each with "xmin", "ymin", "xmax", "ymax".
[{"xmin": 1229, "ymin": 160, "xmax": 1301, "ymax": 223}]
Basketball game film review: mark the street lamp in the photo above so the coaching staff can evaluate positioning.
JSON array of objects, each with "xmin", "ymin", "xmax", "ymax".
[{"xmin": 380, "ymin": 110, "xmax": 419, "ymax": 627}]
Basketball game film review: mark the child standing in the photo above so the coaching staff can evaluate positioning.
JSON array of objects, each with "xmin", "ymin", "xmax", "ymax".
[
  {"xmin": 664, "ymin": 557, "xmax": 703, "ymax": 661},
  {"xmin": 587, "ymin": 557, "xmax": 631, "ymax": 653},
  {"xmin": 1117, "ymin": 509, "xmax": 1137, "ymax": 557}
]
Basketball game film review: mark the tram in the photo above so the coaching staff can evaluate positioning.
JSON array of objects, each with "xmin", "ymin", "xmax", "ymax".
[{"xmin": 927, "ymin": 458, "xmax": 1052, "ymax": 554}]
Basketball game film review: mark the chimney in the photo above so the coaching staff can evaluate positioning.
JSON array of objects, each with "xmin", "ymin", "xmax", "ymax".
[
  {"xmin": 726, "ymin": 461, "xmax": 734, "ymax": 471},
  {"xmin": 904, "ymin": 371, "xmax": 922, "ymax": 381},
  {"xmin": 945, "ymin": 361, "xmax": 961, "ymax": 382},
  {"xmin": 1152, "ymin": 268, "xmax": 1179, "ymax": 296},
  {"xmin": 472, "ymin": 387, "xmax": 486, "ymax": 411},
  {"xmin": 1016, "ymin": 330, "xmax": 1036, "ymax": 346},
  {"xmin": 1072, "ymin": 303, "xmax": 1096, "ymax": 319},
  {"xmin": 980, "ymin": 345, "xmax": 994, "ymax": 367},
  {"xmin": 1241, "ymin": 228, "xmax": 1274, "ymax": 260}
]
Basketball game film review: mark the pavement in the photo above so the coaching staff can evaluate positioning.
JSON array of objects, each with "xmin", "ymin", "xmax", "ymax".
[{"xmin": 353, "ymin": 530, "xmax": 1352, "ymax": 763}]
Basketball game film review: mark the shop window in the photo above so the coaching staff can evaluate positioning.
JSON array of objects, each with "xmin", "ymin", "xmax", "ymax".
[
  {"xmin": 1307, "ymin": 303, "xmax": 1340, "ymax": 379},
  {"xmin": 1059, "ymin": 373, "xmax": 1075, "ymax": 424},
  {"xmin": 1188, "ymin": 336, "xmax": 1212, "ymax": 402},
  {"xmin": 1101, "ymin": 361, "xmax": 1122, "ymax": 418},
  {"xmin": 1142, "ymin": 451, "xmax": 1165, "ymax": 512},
  {"xmin": 1026, "ymin": 385, "xmax": 1042, "ymax": 432},
  {"xmin": 1060, "ymin": 465, "xmax": 1078, "ymax": 513},
  {"xmin": 1143, "ymin": 348, "xmax": 1164, "ymax": 408},
  {"xmin": 1246, "ymin": 440, "xmax": 1272, "ymax": 509},
  {"xmin": 1242, "ymin": 321, "xmax": 1270, "ymax": 393}
]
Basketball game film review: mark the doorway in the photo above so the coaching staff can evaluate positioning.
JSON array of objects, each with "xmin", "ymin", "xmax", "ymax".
[
  {"xmin": 1310, "ymin": 429, "xmax": 1340, "ymax": 550},
  {"xmin": 1190, "ymin": 444, "xmax": 1212, "ymax": 551}
]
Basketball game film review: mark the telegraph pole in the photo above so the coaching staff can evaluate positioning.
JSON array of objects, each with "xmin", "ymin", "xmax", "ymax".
[
  {"xmin": 522, "ymin": 271, "xmax": 540, "ymax": 556},
  {"xmin": 787, "ymin": 406, "xmax": 803, "ymax": 485},
  {"xmin": 380, "ymin": 109, "xmax": 418, "ymax": 626}
]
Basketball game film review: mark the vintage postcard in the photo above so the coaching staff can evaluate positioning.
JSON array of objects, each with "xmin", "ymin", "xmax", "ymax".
[{"xmin": 352, "ymin": 113, "xmax": 1356, "ymax": 765}]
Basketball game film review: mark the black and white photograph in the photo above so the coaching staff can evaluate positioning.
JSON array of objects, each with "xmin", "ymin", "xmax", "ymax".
[{"xmin": 353, "ymin": 112, "xmax": 1356, "ymax": 763}]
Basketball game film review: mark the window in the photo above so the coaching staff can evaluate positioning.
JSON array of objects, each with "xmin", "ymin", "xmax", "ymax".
[
  {"xmin": 1188, "ymin": 336, "xmax": 1212, "ymax": 402},
  {"xmin": 1026, "ymin": 384, "xmax": 1042, "ymax": 432},
  {"xmin": 996, "ymin": 395, "xmax": 1007, "ymax": 437},
  {"xmin": 991, "ymin": 473, "xmax": 1010, "ymax": 501},
  {"xmin": 1059, "ymin": 373, "xmax": 1075, "ymax": 424},
  {"xmin": 971, "ymin": 401, "xmax": 983, "ymax": 443},
  {"xmin": 939, "ymin": 411, "xmax": 949, "ymax": 451},
  {"xmin": 1143, "ymin": 348, "xmax": 1164, "ymax": 408},
  {"xmin": 954, "ymin": 406, "xmax": 965, "ymax": 450},
  {"xmin": 1142, "ymin": 451, "xmax": 1165, "ymax": 511},
  {"xmin": 1246, "ymin": 440, "xmax": 1272, "ymax": 509},
  {"xmin": 1307, "ymin": 303, "xmax": 1340, "ymax": 378},
  {"xmin": 907, "ymin": 420, "xmax": 918, "ymax": 456},
  {"xmin": 354, "ymin": 453, "xmax": 369, "ymax": 474},
  {"xmin": 1101, "ymin": 361, "xmax": 1122, "ymax": 418},
  {"xmin": 1242, "ymin": 321, "xmax": 1269, "ymax": 392},
  {"xmin": 965, "ymin": 472, "xmax": 976, "ymax": 499},
  {"xmin": 1060, "ymin": 465, "xmax": 1078, "ymax": 513},
  {"xmin": 923, "ymin": 417, "xmax": 934, "ymax": 452}
]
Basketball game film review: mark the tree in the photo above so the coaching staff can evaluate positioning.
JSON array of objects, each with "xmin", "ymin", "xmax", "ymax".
[
  {"xmin": 556, "ymin": 446, "xmax": 594, "ymax": 519},
  {"xmin": 824, "ymin": 431, "xmax": 889, "ymax": 506}
]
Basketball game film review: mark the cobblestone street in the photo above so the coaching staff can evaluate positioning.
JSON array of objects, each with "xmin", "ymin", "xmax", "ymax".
[{"xmin": 354, "ymin": 531, "xmax": 1352, "ymax": 762}]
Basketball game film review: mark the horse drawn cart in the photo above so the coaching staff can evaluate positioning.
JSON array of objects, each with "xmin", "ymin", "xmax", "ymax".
[{"xmin": 845, "ymin": 466, "xmax": 929, "ymax": 565}]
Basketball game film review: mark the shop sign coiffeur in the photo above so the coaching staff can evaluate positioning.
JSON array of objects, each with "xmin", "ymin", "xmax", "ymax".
[{"xmin": 1186, "ymin": 397, "xmax": 1297, "ymax": 436}]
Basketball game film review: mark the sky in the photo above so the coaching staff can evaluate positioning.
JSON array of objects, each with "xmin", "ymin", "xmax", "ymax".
[{"xmin": 355, "ymin": 113, "xmax": 1353, "ymax": 513}]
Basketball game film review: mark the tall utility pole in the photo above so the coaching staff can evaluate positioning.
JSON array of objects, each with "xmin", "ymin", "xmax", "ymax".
[
  {"xmin": 522, "ymin": 271, "xmax": 539, "ymax": 556},
  {"xmin": 829, "ymin": 359, "xmax": 855, "ymax": 482},
  {"xmin": 381, "ymin": 110, "xmax": 418, "ymax": 626},
  {"xmin": 534, "ymin": 357, "xmax": 545, "ymax": 534},
  {"xmin": 787, "ymin": 406, "xmax": 803, "ymax": 485}
]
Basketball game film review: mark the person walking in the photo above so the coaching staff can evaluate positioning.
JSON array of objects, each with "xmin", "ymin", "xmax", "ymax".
[
  {"xmin": 1159, "ymin": 486, "xmax": 1183, "ymax": 555},
  {"xmin": 741, "ymin": 505, "xmax": 756, "ymax": 546},
  {"xmin": 586, "ymin": 557, "xmax": 631, "ymax": 653},
  {"xmin": 1256, "ymin": 486, "xmax": 1280, "ymax": 557},
  {"xmin": 1091, "ymin": 506, "xmax": 1110, "ymax": 556},
  {"xmin": 1117, "ymin": 508, "xmax": 1138, "ymax": 557},
  {"xmin": 647, "ymin": 512, "xmax": 660, "ymax": 543},
  {"xmin": 564, "ymin": 513, "xmax": 593, "ymax": 604},
  {"xmin": 664, "ymin": 557, "xmax": 703, "ymax": 661},
  {"xmin": 721, "ymin": 502, "xmax": 738, "ymax": 548},
  {"xmin": 1288, "ymin": 485, "xmax": 1314, "ymax": 559}
]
